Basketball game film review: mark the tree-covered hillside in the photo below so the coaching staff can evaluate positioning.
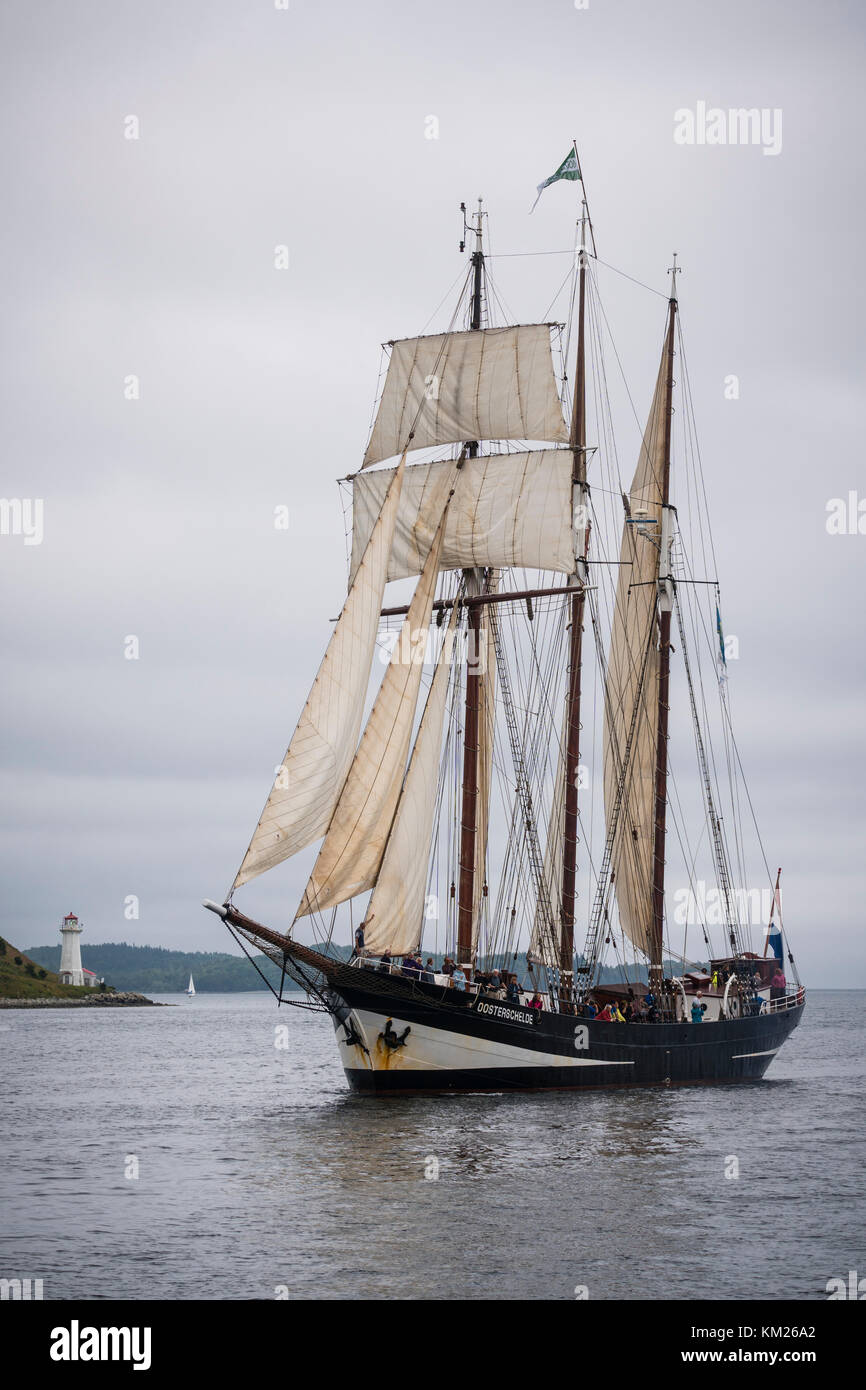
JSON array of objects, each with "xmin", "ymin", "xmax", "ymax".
[
  {"xmin": 0, "ymin": 937, "xmax": 110, "ymax": 999},
  {"xmin": 24, "ymin": 942, "xmax": 295, "ymax": 993}
]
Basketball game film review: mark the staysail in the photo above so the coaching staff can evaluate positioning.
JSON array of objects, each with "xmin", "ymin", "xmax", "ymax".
[
  {"xmin": 296, "ymin": 493, "xmax": 452, "ymax": 918},
  {"xmin": 363, "ymin": 325, "xmax": 569, "ymax": 467},
  {"xmin": 363, "ymin": 601, "xmax": 460, "ymax": 957},
  {"xmin": 231, "ymin": 455, "xmax": 408, "ymax": 890},
  {"xmin": 602, "ymin": 328, "xmax": 672, "ymax": 959},
  {"xmin": 350, "ymin": 450, "xmax": 574, "ymax": 585}
]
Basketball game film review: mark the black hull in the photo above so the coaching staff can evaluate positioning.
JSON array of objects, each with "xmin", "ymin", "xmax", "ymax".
[
  {"xmin": 330, "ymin": 972, "xmax": 804, "ymax": 1095},
  {"xmin": 208, "ymin": 908, "xmax": 805, "ymax": 1098}
]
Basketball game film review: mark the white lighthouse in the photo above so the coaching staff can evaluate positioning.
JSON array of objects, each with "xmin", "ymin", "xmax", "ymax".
[{"xmin": 58, "ymin": 912, "xmax": 85, "ymax": 986}]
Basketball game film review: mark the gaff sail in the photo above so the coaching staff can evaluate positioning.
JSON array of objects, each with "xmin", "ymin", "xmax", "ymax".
[{"xmin": 602, "ymin": 326, "xmax": 673, "ymax": 960}]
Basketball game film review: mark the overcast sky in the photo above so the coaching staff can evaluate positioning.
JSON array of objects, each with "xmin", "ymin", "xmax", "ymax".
[{"xmin": 1, "ymin": 0, "xmax": 863, "ymax": 987}]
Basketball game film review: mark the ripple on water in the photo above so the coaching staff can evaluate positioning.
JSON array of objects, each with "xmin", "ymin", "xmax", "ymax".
[{"xmin": 1, "ymin": 990, "xmax": 862, "ymax": 1299}]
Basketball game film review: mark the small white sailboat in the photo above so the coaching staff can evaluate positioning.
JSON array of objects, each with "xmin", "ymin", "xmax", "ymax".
[{"xmin": 186, "ymin": 974, "xmax": 196, "ymax": 997}]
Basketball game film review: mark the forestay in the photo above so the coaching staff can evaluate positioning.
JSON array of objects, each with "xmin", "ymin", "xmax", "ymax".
[{"xmin": 362, "ymin": 325, "xmax": 569, "ymax": 468}]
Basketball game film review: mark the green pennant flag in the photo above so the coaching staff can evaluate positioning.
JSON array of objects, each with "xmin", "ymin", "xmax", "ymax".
[{"xmin": 531, "ymin": 148, "xmax": 581, "ymax": 212}]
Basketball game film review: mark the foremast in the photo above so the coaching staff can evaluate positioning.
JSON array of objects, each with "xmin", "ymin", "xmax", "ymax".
[{"xmin": 457, "ymin": 200, "xmax": 489, "ymax": 972}]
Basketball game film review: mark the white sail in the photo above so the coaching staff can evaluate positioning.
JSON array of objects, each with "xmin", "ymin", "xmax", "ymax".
[
  {"xmin": 296, "ymin": 495, "xmax": 452, "ymax": 918},
  {"xmin": 186, "ymin": 974, "xmax": 195, "ymax": 996},
  {"xmin": 363, "ymin": 325, "xmax": 569, "ymax": 467},
  {"xmin": 232, "ymin": 455, "xmax": 408, "ymax": 890},
  {"xmin": 602, "ymin": 331, "xmax": 672, "ymax": 959},
  {"xmin": 363, "ymin": 601, "xmax": 460, "ymax": 957},
  {"xmin": 350, "ymin": 450, "xmax": 574, "ymax": 585}
]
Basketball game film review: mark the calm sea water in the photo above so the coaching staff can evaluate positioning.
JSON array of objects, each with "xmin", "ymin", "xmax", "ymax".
[{"xmin": 2, "ymin": 989, "xmax": 863, "ymax": 1301}]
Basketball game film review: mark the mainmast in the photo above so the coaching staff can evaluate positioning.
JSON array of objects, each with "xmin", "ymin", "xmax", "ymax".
[
  {"xmin": 457, "ymin": 200, "xmax": 486, "ymax": 970},
  {"xmin": 560, "ymin": 205, "xmax": 589, "ymax": 1004},
  {"xmin": 649, "ymin": 256, "xmax": 679, "ymax": 992}
]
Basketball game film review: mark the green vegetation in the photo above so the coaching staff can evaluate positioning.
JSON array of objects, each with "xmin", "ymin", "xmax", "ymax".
[
  {"xmin": 0, "ymin": 938, "xmax": 113, "ymax": 1000},
  {"xmin": 23, "ymin": 941, "xmax": 299, "ymax": 994}
]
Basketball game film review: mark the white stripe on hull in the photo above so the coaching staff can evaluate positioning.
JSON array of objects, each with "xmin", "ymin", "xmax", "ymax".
[
  {"xmin": 337, "ymin": 1009, "xmax": 635, "ymax": 1074},
  {"xmin": 731, "ymin": 1048, "xmax": 779, "ymax": 1059}
]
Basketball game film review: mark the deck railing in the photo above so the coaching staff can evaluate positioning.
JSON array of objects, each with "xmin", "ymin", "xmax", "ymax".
[
  {"xmin": 350, "ymin": 955, "xmax": 806, "ymax": 1019},
  {"xmin": 351, "ymin": 955, "xmax": 544, "ymax": 1006},
  {"xmin": 760, "ymin": 986, "xmax": 805, "ymax": 1015}
]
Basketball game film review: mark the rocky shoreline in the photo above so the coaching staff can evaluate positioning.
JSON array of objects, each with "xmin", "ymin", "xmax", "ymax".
[{"xmin": 0, "ymin": 992, "xmax": 164, "ymax": 1009}]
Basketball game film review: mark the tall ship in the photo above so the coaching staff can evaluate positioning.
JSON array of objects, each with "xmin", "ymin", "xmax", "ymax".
[{"xmin": 205, "ymin": 155, "xmax": 804, "ymax": 1092}]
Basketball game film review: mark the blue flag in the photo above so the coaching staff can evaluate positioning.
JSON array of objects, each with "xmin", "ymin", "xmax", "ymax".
[{"xmin": 766, "ymin": 921, "xmax": 783, "ymax": 962}]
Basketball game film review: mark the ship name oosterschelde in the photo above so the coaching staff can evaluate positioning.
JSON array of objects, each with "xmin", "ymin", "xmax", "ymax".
[{"xmin": 204, "ymin": 146, "xmax": 804, "ymax": 1094}]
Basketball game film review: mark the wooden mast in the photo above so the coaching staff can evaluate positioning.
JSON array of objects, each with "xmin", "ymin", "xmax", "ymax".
[
  {"xmin": 457, "ymin": 200, "xmax": 486, "ymax": 970},
  {"xmin": 649, "ymin": 259, "xmax": 679, "ymax": 994},
  {"xmin": 560, "ymin": 203, "xmax": 589, "ymax": 1006}
]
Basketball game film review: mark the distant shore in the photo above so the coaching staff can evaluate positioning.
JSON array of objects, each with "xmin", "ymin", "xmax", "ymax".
[{"xmin": 0, "ymin": 991, "xmax": 163, "ymax": 1009}]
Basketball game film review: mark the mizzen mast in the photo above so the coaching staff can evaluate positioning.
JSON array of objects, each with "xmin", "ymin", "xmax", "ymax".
[{"xmin": 649, "ymin": 254, "xmax": 679, "ymax": 993}]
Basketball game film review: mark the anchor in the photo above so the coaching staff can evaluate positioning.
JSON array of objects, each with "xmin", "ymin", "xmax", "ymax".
[{"xmin": 379, "ymin": 1018, "xmax": 411, "ymax": 1050}]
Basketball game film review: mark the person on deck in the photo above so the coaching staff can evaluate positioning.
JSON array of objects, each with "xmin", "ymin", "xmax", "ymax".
[
  {"xmin": 506, "ymin": 974, "xmax": 521, "ymax": 1004},
  {"xmin": 452, "ymin": 965, "xmax": 467, "ymax": 992},
  {"xmin": 691, "ymin": 995, "xmax": 704, "ymax": 1023},
  {"xmin": 529, "ymin": 992, "xmax": 543, "ymax": 1011},
  {"xmin": 596, "ymin": 1003, "xmax": 613, "ymax": 1022},
  {"xmin": 378, "ymin": 950, "xmax": 392, "ymax": 974},
  {"xmin": 442, "ymin": 957, "xmax": 455, "ymax": 977},
  {"xmin": 586, "ymin": 999, "xmax": 598, "ymax": 1018},
  {"xmin": 488, "ymin": 969, "xmax": 502, "ymax": 994},
  {"xmin": 353, "ymin": 914, "xmax": 373, "ymax": 958},
  {"xmin": 770, "ymin": 964, "xmax": 787, "ymax": 999},
  {"xmin": 422, "ymin": 957, "xmax": 436, "ymax": 984}
]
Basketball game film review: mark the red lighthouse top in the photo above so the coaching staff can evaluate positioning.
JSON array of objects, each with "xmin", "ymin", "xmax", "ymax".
[{"xmin": 64, "ymin": 912, "xmax": 77, "ymax": 921}]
